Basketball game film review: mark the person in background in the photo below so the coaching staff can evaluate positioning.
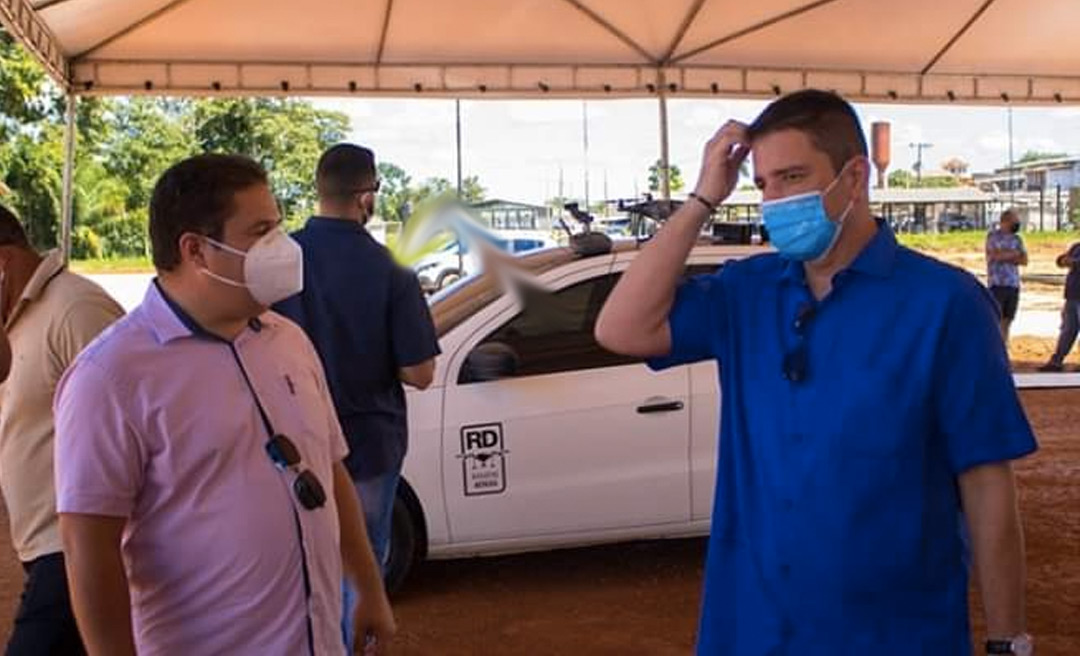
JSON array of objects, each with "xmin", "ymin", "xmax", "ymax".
[
  {"xmin": 53, "ymin": 155, "xmax": 394, "ymax": 655},
  {"xmin": 1038, "ymin": 238, "xmax": 1080, "ymax": 372},
  {"xmin": 986, "ymin": 209, "xmax": 1028, "ymax": 342},
  {"xmin": 274, "ymin": 143, "xmax": 440, "ymax": 651},
  {"xmin": 0, "ymin": 203, "xmax": 124, "ymax": 655}
]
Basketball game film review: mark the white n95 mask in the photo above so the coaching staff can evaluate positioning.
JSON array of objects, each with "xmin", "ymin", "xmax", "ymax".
[{"xmin": 201, "ymin": 229, "xmax": 303, "ymax": 306}]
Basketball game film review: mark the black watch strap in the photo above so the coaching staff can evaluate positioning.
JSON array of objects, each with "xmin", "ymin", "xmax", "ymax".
[{"xmin": 986, "ymin": 639, "xmax": 1014, "ymax": 654}]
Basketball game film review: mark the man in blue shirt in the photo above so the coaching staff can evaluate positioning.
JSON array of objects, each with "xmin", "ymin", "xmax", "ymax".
[
  {"xmin": 597, "ymin": 91, "xmax": 1037, "ymax": 655},
  {"xmin": 274, "ymin": 144, "xmax": 440, "ymax": 651}
]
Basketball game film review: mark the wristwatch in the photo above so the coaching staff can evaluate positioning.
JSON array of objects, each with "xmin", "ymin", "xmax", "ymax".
[{"xmin": 986, "ymin": 634, "xmax": 1033, "ymax": 655}]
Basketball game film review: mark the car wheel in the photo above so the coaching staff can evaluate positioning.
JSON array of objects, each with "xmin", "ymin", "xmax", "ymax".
[
  {"xmin": 385, "ymin": 481, "xmax": 426, "ymax": 595},
  {"xmin": 436, "ymin": 269, "xmax": 463, "ymax": 290}
]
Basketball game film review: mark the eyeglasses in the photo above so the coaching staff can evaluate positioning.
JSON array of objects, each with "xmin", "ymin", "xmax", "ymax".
[
  {"xmin": 782, "ymin": 303, "xmax": 814, "ymax": 383},
  {"xmin": 355, "ymin": 179, "xmax": 381, "ymax": 195},
  {"xmin": 265, "ymin": 434, "xmax": 327, "ymax": 510}
]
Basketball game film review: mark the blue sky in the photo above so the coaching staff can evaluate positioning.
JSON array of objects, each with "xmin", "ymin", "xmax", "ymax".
[{"xmin": 312, "ymin": 97, "xmax": 1080, "ymax": 205}]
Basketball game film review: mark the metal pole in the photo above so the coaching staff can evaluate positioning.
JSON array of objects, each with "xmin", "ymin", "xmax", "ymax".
[
  {"xmin": 658, "ymin": 71, "xmax": 671, "ymax": 201},
  {"xmin": 582, "ymin": 100, "xmax": 590, "ymax": 209},
  {"xmin": 1007, "ymin": 106, "xmax": 1015, "ymax": 206},
  {"xmin": 455, "ymin": 99, "xmax": 463, "ymax": 198},
  {"xmin": 60, "ymin": 94, "xmax": 77, "ymax": 265},
  {"xmin": 1039, "ymin": 186, "xmax": 1045, "ymax": 231},
  {"xmin": 1057, "ymin": 185, "xmax": 1062, "ymax": 231}
]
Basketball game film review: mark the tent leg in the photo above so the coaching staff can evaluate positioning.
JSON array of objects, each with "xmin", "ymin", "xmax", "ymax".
[
  {"xmin": 455, "ymin": 99, "xmax": 463, "ymax": 198},
  {"xmin": 658, "ymin": 71, "xmax": 671, "ymax": 201},
  {"xmin": 60, "ymin": 94, "xmax": 77, "ymax": 265}
]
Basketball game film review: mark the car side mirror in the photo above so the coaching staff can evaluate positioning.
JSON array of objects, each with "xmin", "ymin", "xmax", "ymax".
[{"xmin": 460, "ymin": 342, "xmax": 520, "ymax": 383}]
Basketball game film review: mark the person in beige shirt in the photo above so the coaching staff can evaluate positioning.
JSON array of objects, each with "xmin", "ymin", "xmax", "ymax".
[{"xmin": 0, "ymin": 204, "xmax": 123, "ymax": 655}]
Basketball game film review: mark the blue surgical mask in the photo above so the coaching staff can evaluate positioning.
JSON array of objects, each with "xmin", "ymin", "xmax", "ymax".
[{"xmin": 762, "ymin": 170, "xmax": 854, "ymax": 262}]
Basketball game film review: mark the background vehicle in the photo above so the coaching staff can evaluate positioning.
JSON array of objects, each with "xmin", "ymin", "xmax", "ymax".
[{"xmin": 414, "ymin": 230, "xmax": 555, "ymax": 292}]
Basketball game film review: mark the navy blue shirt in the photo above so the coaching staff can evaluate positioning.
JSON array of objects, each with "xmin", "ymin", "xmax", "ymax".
[
  {"xmin": 650, "ymin": 221, "xmax": 1036, "ymax": 655},
  {"xmin": 1063, "ymin": 242, "xmax": 1080, "ymax": 301},
  {"xmin": 274, "ymin": 217, "xmax": 440, "ymax": 480}
]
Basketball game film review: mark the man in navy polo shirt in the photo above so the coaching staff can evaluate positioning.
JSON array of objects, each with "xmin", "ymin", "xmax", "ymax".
[
  {"xmin": 597, "ymin": 91, "xmax": 1037, "ymax": 655},
  {"xmin": 274, "ymin": 143, "xmax": 440, "ymax": 651}
]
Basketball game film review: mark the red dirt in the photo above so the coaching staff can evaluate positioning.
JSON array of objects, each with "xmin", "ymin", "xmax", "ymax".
[{"xmin": 0, "ymin": 390, "xmax": 1076, "ymax": 654}]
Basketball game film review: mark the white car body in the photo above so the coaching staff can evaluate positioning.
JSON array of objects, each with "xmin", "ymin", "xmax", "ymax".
[{"xmin": 390, "ymin": 240, "xmax": 768, "ymax": 584}]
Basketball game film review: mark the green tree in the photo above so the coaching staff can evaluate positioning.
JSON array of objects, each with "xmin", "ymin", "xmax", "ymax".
[
  {"xmin": 460, "ymin": 175, "xmax": 486, "ymax": 203},
  {"xmin": 192, "ymin": 98, "xmax": 349, "ymax": 223},
  {"xmin": 101, "ymin": 99, "xmax": 196, "ymax": 213},
  {"xmin": 3, "ymin": 31, "xmax": 354, "ymax": 258},
  {"xmin": 1017, "ymin": 151, "xmax": 1068, "ymax": 164},
  {"xmin": 888, "ymin": 169, "xmax": 915, "ymax": 188},
  {"xmin": 376, "ymin": 162, "xmax": 412, "ymax": 222},
  {"xmin": 647, "ymin": 159, "xmax": 685, "ymax": 194}
]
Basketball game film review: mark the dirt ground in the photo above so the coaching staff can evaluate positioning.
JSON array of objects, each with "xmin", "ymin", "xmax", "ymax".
[{"xmin": 0, "ymin": 390, "xmax": 1076, "ymax": 654}]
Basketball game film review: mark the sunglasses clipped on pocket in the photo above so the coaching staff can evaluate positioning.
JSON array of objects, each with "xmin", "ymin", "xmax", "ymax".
[{"xmin": 265, "ymin": 434, "xmax": 327, "ymax": 510}]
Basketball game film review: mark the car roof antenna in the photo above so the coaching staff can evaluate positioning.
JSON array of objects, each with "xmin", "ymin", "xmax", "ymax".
[{"xmin": 563, "ymin": 202, "xmax": 612, "ymax": 257}]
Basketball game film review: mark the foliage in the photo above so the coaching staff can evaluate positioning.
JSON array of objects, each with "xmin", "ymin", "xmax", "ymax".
[
  {"xmin": 1017, "ymin": 151, "xmax": 1068, "ymax": 164},
  {"xmin": 647, "ymin": 159, "xmax": 685, "ymax": 194},
  {"xmin": 888, "ymin": 169, "xmax": 961, "ymax": 189},
  {"xmin": 1, "ymin": 28, "xmax": 484, "ymax": 259},
  {"xmin": 192, "ymin": 98, "xmax": 348, "ymax": 223},
  {"xmin": 376, "ymin": 162, "xmax": 413, "ymax": 222}
]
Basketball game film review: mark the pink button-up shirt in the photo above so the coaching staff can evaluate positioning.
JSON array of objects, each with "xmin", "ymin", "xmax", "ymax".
[{"xmin": 55, "ymin": 282, "xmax": 348, "ymax": 655}]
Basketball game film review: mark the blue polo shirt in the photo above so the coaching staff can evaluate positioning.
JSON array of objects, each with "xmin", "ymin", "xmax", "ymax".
[
  {"xmin": 651, "ymin": 221, "xmax": 1036, "ymax": 655},
  {"xmin": 274, "ymin": 217, "xmax": 440, "ymax": 480}
]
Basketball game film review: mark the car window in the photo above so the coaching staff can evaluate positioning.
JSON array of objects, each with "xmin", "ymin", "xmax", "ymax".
[
  {"xmin": 458, "ymin": 264, "xmax": 723, "ymax": 383},
  {"xmin": 460, "ymin": 274, "xmax": 638, "ymax": 382}
]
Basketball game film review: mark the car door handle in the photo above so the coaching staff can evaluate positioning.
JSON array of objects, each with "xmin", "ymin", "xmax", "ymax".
[{"xmin": 636, "ymin": 400, "xmax": 685, "ymax": 414}]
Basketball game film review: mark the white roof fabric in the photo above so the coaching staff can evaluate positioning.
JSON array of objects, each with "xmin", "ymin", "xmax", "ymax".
[{"xmin": 2, "ymin": 0, "xmax": 1078, "ymax": 101}]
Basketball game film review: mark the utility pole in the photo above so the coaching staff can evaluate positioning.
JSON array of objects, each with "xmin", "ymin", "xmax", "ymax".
[
  {"xmin": 1007, "ymin": 106, "xmax": 1015, "ymax": 205},
  {"xmin": 582, "ymin": 100, "xmax": 590, "ymax": 210},
  {"xmin": 909, "ymin": 141, "xmax": 933, "ymax": 185},
  {"xmin": 455, "ymin": 99, "xmax": 463, "ymax": 198}
]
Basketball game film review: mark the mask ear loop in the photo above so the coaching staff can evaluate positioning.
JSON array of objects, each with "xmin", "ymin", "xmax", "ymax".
[
  {"xmin": 810, "ymin": 160, "xmax": 860, "ymax": 264},
  {"xmin": 198, "ymin": 235, "xmax": 249, "ymax": 289}
]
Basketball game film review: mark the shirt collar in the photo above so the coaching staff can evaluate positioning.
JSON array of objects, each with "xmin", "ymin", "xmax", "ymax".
[
  {"xmin": 848, "ymin": 218, "xmax": 898, "ymax": 278},
  {"xmin": 19, "ymin": 249, "xmax": 65, "ymax": 302},
  {"xmin": 307, "ymin": 215, "xmax": 370, "ymax": 235},
  {"xmin": 5, "ymin": 250, "xmax": 65, "ymax": 329},
  {"xmin": 779, "ymin": 218, "xmax": 897, "ymax": 283},
  {"xmin": 145, "ymin": 279, "xmax": 268, "ymax": 345}
]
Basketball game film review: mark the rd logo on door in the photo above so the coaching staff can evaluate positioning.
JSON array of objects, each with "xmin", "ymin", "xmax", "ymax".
[{"xmin": 460, "ymin": 423, "xmax": 507, "ymax": 496}]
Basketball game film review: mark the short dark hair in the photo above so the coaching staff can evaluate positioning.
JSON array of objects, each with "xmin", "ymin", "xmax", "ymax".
[
  {"xmin": 748, "ymin": 89, "xmax": 868, "ymax": 175},
  {"xmin": 149, "ymin": 154, "xmax": 268, "ymax": 271},
  {"xmin": 316, "ymin": 144, "xmax": 376, "ymax": 199},
  {"xmin": 0, "ymin": 204, "xmax": 30, "ymax": 248}
]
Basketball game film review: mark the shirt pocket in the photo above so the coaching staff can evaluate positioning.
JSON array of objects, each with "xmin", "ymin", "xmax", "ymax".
[{"xmin": 272, "ymin": 365, "xmax": 333, "ymax": 451}]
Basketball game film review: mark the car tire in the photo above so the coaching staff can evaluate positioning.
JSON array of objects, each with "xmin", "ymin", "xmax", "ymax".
[
  {"xmin": 436, "ymin": 269, "xmax": 463, "ymax": 290},
  {"xmin": 385, "ymin": 481, "xmax": 426, "ymax": 595}
]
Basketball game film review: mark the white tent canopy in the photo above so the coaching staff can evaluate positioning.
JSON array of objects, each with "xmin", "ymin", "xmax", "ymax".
[{"xmin": 2, "ymin": 0, "xmax": 1080, "ymax": 103}]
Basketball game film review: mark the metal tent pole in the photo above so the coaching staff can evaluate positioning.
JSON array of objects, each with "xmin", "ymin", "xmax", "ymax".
[
  {"xmin": 658, "ymin": 71, "xmax": 671, "ymax": 201},
  {"xmin": 60, "ymin": 94, "xmax": 77, "ymax": 264}
]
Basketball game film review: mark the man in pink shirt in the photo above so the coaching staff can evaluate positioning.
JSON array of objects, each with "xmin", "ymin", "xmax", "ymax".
[{"xmin": 53, "ymin": 154, "xmax": 395, "ymax": 655}]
